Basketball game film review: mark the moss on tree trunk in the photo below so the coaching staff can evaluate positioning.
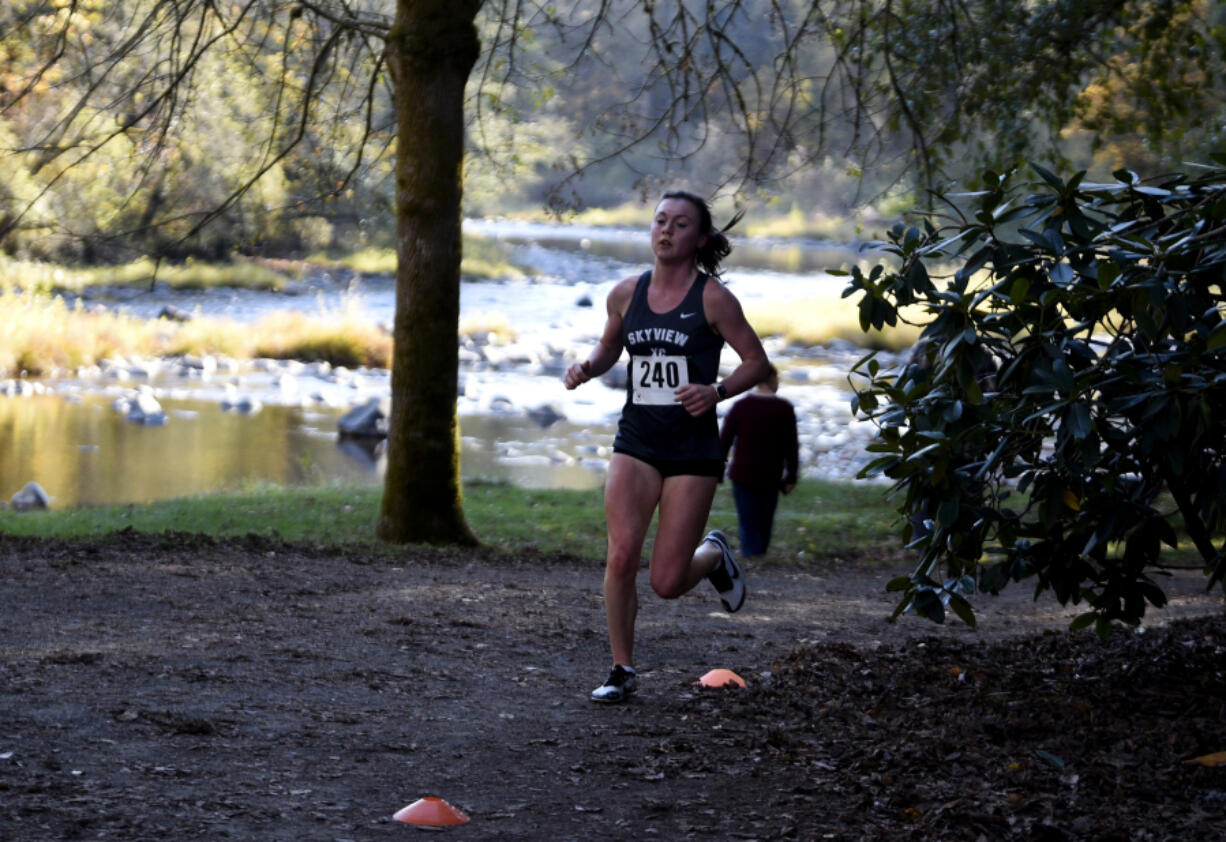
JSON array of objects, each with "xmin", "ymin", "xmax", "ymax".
[{"xmin": 377, "ymin": 0, "xmax": 482, "ymax": 545}]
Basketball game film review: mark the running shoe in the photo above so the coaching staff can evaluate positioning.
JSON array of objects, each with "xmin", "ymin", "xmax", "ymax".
[
  {"xmin": 704, "ymin": 529, "xmax": 746, "ymax": 612},
  {"xmin": 590, "ymin": 664, "xmax": 637, "ymax": 703}
]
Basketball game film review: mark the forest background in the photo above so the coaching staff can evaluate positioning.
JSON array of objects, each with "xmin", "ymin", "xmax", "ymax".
[
  {"xmin": 4, "ymin": 0, "xmax": 1225, "ymax": 265},
  {"xmin": 4, "ymin": 0, "xmax": 1226, "ymax": 551}
]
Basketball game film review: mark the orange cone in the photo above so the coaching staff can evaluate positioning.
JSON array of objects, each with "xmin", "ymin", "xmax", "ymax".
[
  {"xmin": 698, "ymin": 668, "xmax": 746, "ymax": 688},
  {"xmin": 393, "ymin": 796, "xmax": 470, "ymax": 826}
]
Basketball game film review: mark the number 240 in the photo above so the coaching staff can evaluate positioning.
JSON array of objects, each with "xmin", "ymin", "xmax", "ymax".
[{"xmin": 639, "ymin": 359, "xmax": 681, "ymax": 388}]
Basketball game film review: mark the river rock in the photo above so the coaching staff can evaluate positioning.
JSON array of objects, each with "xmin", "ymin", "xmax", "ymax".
[
  {"xmin": 337, "ymin": 437, "xmax": 385, "ymax": 467},
  {"xmin": 127, "ymin": 391, "xmax": 168, "ymax": 425},
  {"xmin": 0, "ymin": 380, "xmax": 47, "ymax": 397},
  {"xmin": 159, "ymin": 304, "xmax": 193, "ymax": 322},
  {"xmin": 221, "ymin": 384, "xmax": 262, "ymax": 414},
  {"xmin": 179, "ymin": 354, "xmax": 218, "ymax": 375},
  {"xmin": 338, "ymin": 397, "xmax": 389, "ymax": 439},
  {"xmin": 482, "ymin": 344, "xmax": 541, "ymax": 368},
  {"xmin": 11, "ymin": 481, "xmax": 51, "ymax": 511},
  {"xmin": 526, "ymin": 403, "xmax": 566, "ymax": 428}
]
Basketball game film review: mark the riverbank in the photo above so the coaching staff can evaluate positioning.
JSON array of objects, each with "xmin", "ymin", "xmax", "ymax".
[
  {"xmin": 0, "ymin": 224, "xmax": 911, "ymax": 503},
  {"xmin": 0, "ymin": 328, "xmax": 895, "ymax": 508}
]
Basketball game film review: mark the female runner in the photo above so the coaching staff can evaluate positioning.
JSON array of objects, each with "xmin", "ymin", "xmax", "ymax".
[{"xmin": 564, "ymin": 189, "xmax": 770, "ymax": 703}]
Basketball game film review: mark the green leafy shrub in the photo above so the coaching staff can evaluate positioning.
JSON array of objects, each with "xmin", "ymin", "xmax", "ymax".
[{"xmin": 844, "ymin": 163, "xmax": 1226, "ymax": 637}]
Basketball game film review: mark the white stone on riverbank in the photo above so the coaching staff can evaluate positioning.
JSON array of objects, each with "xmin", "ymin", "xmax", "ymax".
[
  {"xmin": 111, "ymin": 387, "xmax": 168, "ymax": 425},
  {"xmin": 0, "ymin": 380, "xmax": 48, "ymax": 396},
  {"xmin": 10, "ymin": 481, "xmax": 51, "ymax": 511}
]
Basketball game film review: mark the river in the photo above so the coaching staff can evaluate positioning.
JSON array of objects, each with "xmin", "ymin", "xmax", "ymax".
[{"xmin": 0, "ymin": 221, "xmax": 895, "ymax": 508}]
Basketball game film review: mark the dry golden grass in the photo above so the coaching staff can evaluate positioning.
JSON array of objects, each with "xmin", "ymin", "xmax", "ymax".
[
  {"xmin": 745, "ymin": 295, "xmax": 924, "ymax": 351},
  {"xmin": 308, "ymin": 245, "xmax": 524, "ymax": 281},
  {"xmin": 252, "ymin": 310, "xmax": 392, "ymax": 369},
  {"xmin": 0, "ymin": 291, "xmax": 159, "ymax": 375},
  {"xmin": 459, "ymin": 311, "xmax": 518, "ymax": 345},
  {"xmin": 0, "ymin": 289, "xmax": 394, "ymax": 377},
  {"xmin": 1, "ymin": 256, "xmax": 289, "ymax": 293}
]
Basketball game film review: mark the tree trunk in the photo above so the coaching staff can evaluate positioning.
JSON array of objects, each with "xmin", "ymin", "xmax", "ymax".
[{"xmin": 377, "ymin": 0, "xmax": 481, "ymax": 545}]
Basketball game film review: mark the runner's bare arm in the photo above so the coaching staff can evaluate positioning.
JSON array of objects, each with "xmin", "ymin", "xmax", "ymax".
[
  {"xmin": 563, "ymin": 277, "xmax": 635, "ymax": 389},
  {"xmin": 675, "ymin": 281, "xmax": 769, "ymax": 416}
]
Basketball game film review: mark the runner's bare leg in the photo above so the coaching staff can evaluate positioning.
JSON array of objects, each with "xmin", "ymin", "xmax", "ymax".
[
  {"xmin": 602, "ymin": 453, "xmax": 663, "ymax": 667},
  {"xmin": 650, "ymin": 474, "xmax": 720, "ymax": 599}
]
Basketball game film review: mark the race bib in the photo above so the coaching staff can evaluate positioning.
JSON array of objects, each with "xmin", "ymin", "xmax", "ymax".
[{"xmin": 631, "ymin": 354, "xmax": 689, "ymax": 405}]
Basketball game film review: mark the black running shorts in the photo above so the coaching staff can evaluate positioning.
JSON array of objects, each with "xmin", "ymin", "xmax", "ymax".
[{"xmin": 613, "ymin": 446, "xmax": 725, "ymax": 479}]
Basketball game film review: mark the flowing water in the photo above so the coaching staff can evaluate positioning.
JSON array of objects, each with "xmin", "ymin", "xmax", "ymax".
[{"xmin": 2, "ymin": 222, "xmax": 887, "ymax": 507}]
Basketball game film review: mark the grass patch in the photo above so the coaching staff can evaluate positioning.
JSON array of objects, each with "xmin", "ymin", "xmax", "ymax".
[
  {"xmin": 745, "ymin": 295, "xmax": 924, "ymax": 351},
  {"xmin": 0, "ymin": 479, "xmax": 908, "ymax": 564},
  {"xmin": 743, "ymin": 206, "xmax": 861, "ymax": 241},
  {"xmin": 0, "ymin": 289, "xmax": 160, "ymax": 375},
  {"xmin": 308, "ymin": 246, "xmax": 398, "ymax": 275},
  {"xmin": 560, "ymin": 202, "xmax": 865, "ymax": 242},
  {"xmin": 459, "ymin": 311, "xmax": 518, "ymax": 345},
  {"xmin": 309, "ymin": 234, "xmax": 527, "ymax": 281},
  {"xmin": 0, "ymin": 485, "xmax": 383, "ymax": 546},
  {"xmin": 3, "ymin": 479, "xmax": 1209, "ymax": 574},
  {"xmin": 251, "ymin": 308, "xmax": 393, "ymax": 368},
  {"xmin": 147, "ymin": 259, "xmax": 292, "ymax": 291},
  {"xmin": 0, "ymin": 288, "xmax": 394, "ymax": 376},
  {"xmin": 1, "ymin": 255, "xmax": 292, "ymax": 293},
  {"xmin": 567, "ymin": 203, "xmax": 650, "ymax": 228}
]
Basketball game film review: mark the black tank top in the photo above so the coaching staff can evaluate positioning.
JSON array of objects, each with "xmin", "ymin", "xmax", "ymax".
[{"xmin": 612, "ymin": 271, "xmax": 725, "ymax": 461}]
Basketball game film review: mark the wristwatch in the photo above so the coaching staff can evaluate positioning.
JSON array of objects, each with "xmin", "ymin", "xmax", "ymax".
[{"xmin": 714, "ymin": 382, "xmax": 729, "ymax": 401}]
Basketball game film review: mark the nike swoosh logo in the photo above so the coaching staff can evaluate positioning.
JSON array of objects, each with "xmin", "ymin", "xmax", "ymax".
[{"xmin": 680, "ymin": 311, "xmax": 696, "ymax": 318}]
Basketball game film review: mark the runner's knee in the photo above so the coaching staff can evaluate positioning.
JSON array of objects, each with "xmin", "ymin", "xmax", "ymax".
[
  {"xmin": 604, "ymin": 547, "xmax": 639, "ymax": 583},
  {"xmin": 649, "ymin": 567, "xmax": 688, "ymax": 599}
]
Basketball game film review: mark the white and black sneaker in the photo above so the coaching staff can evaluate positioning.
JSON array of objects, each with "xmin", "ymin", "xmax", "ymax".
[
  {"xmin": 704, "ymin": 530, "xmax": 745, "ymax": 612},
  {"xmin": 591, "ymin": 665, "xmax": 637, "ymax": 703}
]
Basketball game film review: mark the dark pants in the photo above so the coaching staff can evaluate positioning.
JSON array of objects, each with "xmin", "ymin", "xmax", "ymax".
[{"xmin": 732, "ymin": 481, "xmax": 780, "ymax": 557}]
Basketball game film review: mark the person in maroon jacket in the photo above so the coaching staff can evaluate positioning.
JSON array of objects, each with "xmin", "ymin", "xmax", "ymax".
[{"xmin": 719, "ymin": 365, "xmax": 799, "ymax": 556}]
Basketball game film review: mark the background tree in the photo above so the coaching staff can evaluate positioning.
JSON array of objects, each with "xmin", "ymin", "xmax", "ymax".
[
  {"xmin": 378, "ymin": 0, "xmax": 480, "ymax": 542},
  {"xmin": 8, "ymin": 2, "xmax": 1223, "ymax": 257},
  {"xmin": 845, "ymin": 164, "xmax": 1226, "ymax": 636}
]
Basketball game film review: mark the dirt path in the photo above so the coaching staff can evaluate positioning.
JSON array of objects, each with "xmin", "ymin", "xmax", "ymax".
[{"xmin": 1, "ymin": 533, "xmax": 1222, "ymax": 840}]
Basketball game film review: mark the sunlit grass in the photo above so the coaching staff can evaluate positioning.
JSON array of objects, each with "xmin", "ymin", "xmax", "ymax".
[
  {"xmin": 308, "ymin": 246, "xmax": 397, "ymax": 275},
  {"xmin": 161, "ymin": 316, "xmax": 253, "ymax": 360},
  {"xmin": 744, "ymin": 207, "xmax": 860, "ymax": 241},
  {"xmin": 0, "ymin": 478, "xmax": 909, "ymax": 565},
  {"xmin": 0, "ymin": 480, "xmax": 1208, "ymax": 594},
  {"xmin": 253, "ymin": 309, "xmax": 393, "ymax": 368},
  {"xmin": 154, "ymin": 259, "xmax": 293, "ymax": 290},
  {"xmin": 0, "ymin": 485, "xmax": 384, "ymax": 547},
  {"xmin": 563, "ymin": 201, "xmax": 864, "ymax": 241},
  {"xmin": 745, "ymin": 295, "xmax": 925, "ymax": 351},
  {"xmin": 0, "ymin": 286, "xmax": 923, "ymax": 378},
  {"xmin": 309, "ymin": 236, "xmax": 526, "ymax": 281},
  {"xmin": 567, "ymin": 203, "xmax": 647, "ymax": 228},
  {"xmin": 0, "ymin": 289, "xmax": 160, "ymax": 375},
  {"xmin": 459, "ymin": 311, "xmax": 518, "ymax": 344},
  {"xmin": 0, "ymin": 255, "xmax": 291, "ymax": 293},
  {"xmin": 0, "ymin": 288, "xmax": 394, "ymax": 376}
]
